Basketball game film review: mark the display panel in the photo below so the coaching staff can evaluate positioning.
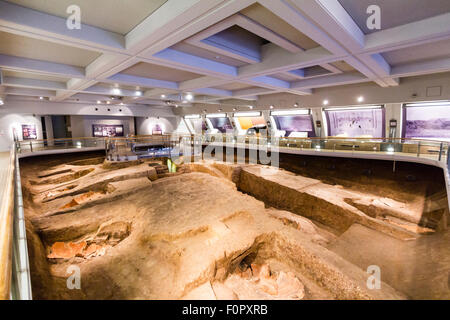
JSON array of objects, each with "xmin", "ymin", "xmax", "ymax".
[
  {"xmin": 237, "ymin": 116, "xmax": 265, "ymax": 130},
  {"xmin": 272, "ymin": 115, "xmax": 315, "ymax": 137},
  {"xmin": 92, "ymin": 124, "xmax": 124, "ymax": 137},
  {"xmin": 208, "ymin": 117, "xmax": 233, "ymax": 133},
  {"xmin": 22, "ymin": 124, "xmax": 37, "ymax": 140},
  {"xmin": 325, "ymin": 107, "xmax": 385, "ymax": 138},
  {"xmin": 403, "ymin": 105, "xmax": 450, "ymax": 140}
]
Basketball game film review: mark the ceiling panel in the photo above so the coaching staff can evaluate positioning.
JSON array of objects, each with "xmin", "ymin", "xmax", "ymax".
[
  {"xmin": 240, "ymin": 3, "xmax": 320, "ymax": 50},
  {"xmin": 2, "ymin": 70, "xmax": 70, "ymax": 82},
  {"xmin": 338, "ymin": 0, "xmax": 450, "ymax": 34},
  {"xmin": 0, "ymin": 31, "xmax": 101, "ymax": 67},
  {"xmin": 122, "ymin": 62, "xmax": 202, "ymax": 82},
  {"xmin": 383, "ymin": 39, "xmax": 450, "ymax": 66},
  {"xmin": 172, "ymin": 43, "xmax": 247, "ymax": 67},
  {"xmin": 213, "ymin": 82, "xmax": 254, "ymax": 91},
  {"xmin": 6, "ymin": 0, "xmax": 167, "ymax": 35}
]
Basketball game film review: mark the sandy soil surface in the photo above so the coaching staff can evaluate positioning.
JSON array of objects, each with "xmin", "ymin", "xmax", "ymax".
[{"xmin": 19, "ymin": 154, "xmax": 449, "ymax": 299}]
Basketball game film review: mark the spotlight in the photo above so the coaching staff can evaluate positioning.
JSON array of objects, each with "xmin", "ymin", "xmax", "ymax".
[
  {"xmin": 161, "ymin": 94, "xmax": 166, "ymax": 98},
  {"xmin": 39, "ymin": 96, "xmax": 44, "ymax": 100},
  {"xmin": 233, "ymin": 108, "xmax": 237, "ymax": 111},
  {"xmin": 357, "ymin": 96, "xmax": 364, "ymax": 103},
  {"xmin": 97, "ymin": 100, "xmax": 101, "ymax": 104},
  {"xmin": 185, "ymin": 93, "xmax": 193, "ymax": 101},
  {"xmin": 218, "ymin": 108, "xmax": 222, "ymax": 112},
  {"xmin": 294, "ymin": 103, "xmax": 299, "ymax": 107},
  {"xmin": 323, "ymin": 100, "xmax": 329, "ymax": 106},
  {"xmin": 106, "ymin": 101, "xmax": 111, "ymax": 104},
  {"xmin": 270, "ymin": 105, "xmax": 274, "ymax": 109}
]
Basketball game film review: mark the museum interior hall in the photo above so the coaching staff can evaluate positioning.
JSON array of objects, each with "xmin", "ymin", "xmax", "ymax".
[{"xmin": 0, "ymin": 0, "xmax": 450, "ymax": 302}]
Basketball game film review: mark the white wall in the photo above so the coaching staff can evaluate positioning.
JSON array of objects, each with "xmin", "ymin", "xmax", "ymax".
[
  {"xmin": 135, "ymin": 116, "xmax": 178, "ymax": 135},
  {"xmin": 0, "ymin": 114, "xmax": 43, "ymax": 151},
  {"xmin": 70, "ymin": 115, "xmax": 135, "ymax": 138}
]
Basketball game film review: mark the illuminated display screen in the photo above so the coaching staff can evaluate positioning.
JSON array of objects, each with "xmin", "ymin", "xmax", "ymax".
[
  {"xmin": 272, "ymin": 115, "xmax": 315, "ymax": 137},
  {"xmin": 209, "ymin": 117, "xmax": 233, "ymax": 133},
  {"xmin": 237, "ymin": 116, "xmax": 265, "ymax": 130},
  {"xmin": 325, "ymin": 108, "xmax": 385, "ymax": 138},
  {"xmin": 403, "ymin": 105, "xmax": 450, "ymax": 141}
]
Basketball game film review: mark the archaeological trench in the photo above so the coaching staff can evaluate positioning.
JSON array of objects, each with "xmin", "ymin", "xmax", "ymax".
[{"xmin": 19, "ymin": 151, "xmax": 450, "ymax": 300}]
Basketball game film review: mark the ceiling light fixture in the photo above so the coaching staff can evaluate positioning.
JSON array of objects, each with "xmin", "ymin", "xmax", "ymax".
[
  {"xmin": 0, "ymin": 99, "xmax": 4, "ymax": 106},
  {"xmin": 135, "ymin": 91, "xmax": 142, "ymax": 96},
  {"xmin": 357, "ymin": 96, "xmax": 364, "ymax": 103},
  {"xmin": 97, "ymin": 100, "xmax": 101, "ymax": 104},
  {"xmin": 39, "ymin": 96, "xmax": 44, "ymax": 100},
  {"xmin": 249, "ymin": 105, "xmax": 254, "ymax": 109},
  {"xmin": 106, "ymin": 101, "xmax": 111, "ymax": 104},
  {"xmin": 161, "ymin": 94, "xmax": 166, "ymax": 98},
  {"xmin": 293, "ymin": 103, "xmax": 299, "ymax": 107},
  {"xmin": 270, "ymin": 105, "xmax": 274, "ymax": 109},
  {"xmin": 112, "ymin": 88, "xmax": 121, "ymax": 95},
  {"xmin": 234, "ymin": 111, "xmax": 261, "ymax": 117},
  {"xmin": 271, "ymin": 109, "xmax": 310, "ymax": 116},
  {"xmin": 323, "ymin": 100, "xmax": 329, "ymax": 106},
  {"xmin": 185, "ymin": 93, "xmax": 193, "ymax": 101}
]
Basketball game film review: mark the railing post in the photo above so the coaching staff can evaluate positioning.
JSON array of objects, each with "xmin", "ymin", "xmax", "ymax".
[
  {"xmin": 29, "ymin": 142, "xmax": 32, "ymax": 153},
  {"xmin": 417, "ymin": 141, "xmax": 421, "ymax": 157},
  {"xmin": 439, "ymin": 142, "xmax": 444, "ymax": 161}
]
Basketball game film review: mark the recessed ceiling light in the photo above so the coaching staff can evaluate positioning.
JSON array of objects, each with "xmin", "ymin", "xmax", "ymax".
[
  {"xmin": 106, "ymin": 101, "xmax": 111, "ymax": 104},
  {"xmin": 357, "ymin": 96, "xmax": 364, "ymax": 103},
  {"xmin": 161, "ymin": 94, "xmax": 166, "ymax": 98},
  {"xmin": 97, "ymin": 100, "xmax": 101, "ymax": 104},
  {"xmin": 249, "ymin": 105, "xmax": 254, "ymax": 109},
  {"xmin": 270, "ymin": 105, "xmax": 274, "ymax": 109},
  {"xmin": 39, "ymin": 96, "xmax": 44, "ymax": 100},
  {"xmin": 120, "ymin": 102, "xmax": 124, "ymax": 105},
  {"xmin": 323, "ymin": 99, "xmax": 329, "ymax": 106},
  {"xmin": 135, "ymin": 91, "xmax": 142, "ymax": 96},
  {"xmin": 185, "ymin": 93, "xmax": 193, "ymax": 101}
]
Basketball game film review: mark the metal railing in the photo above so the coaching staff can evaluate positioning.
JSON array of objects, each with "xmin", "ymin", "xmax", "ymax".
[
  {"xmin": 0, "ymin": 146, "xmax": 32, "ymax": 300},
  {"xmin": 16, "ymin": 137, "xmax": 106, "ymax": 154},
  {"xmin": 201, "ymin": 134, "xmax": 450, "ymax": 163}
]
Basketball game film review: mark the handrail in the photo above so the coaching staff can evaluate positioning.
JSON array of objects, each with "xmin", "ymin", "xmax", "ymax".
[{"xmin": 0, "ymin": 147, "xmax": 16, "ymax": 299}]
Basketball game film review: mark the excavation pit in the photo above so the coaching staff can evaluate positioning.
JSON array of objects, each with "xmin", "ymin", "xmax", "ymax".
[{"xmin": 19, "ymin": 153, "xmax": 450, "ymax": 300}]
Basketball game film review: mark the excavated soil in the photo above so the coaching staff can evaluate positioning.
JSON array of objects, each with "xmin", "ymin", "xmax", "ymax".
[{"xmin": 19, "ymin": 153, "xmax": 450, "ymax": 300}]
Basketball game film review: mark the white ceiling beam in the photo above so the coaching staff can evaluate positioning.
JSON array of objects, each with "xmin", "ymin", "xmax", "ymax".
[
  {"xmin": 106, "ymin": 73, "xmax": 178, "ymax": 90},
  {"xmin": 238, "ymin": 45, "xmax": 337, "ymax": 78},
  {"xmin": 136, "ymin": 0, "xmax": 257, "ymax": 56},
  {"xmin": 391, "ymin": 57, "xmax": 450, "ymax": 78},
  {"xmin": 0, "ymin": 54, "xmax": 84, "ymax": 78},
  {"xmin": 4, "ymin": 86, "xmax": 55, "ymax": 97},
  {"xmin": 0, "ymin": 0, "xmax": 125, "ymax": 54},
  {"xmin": 291, "ymin": 72, "xmax": 369, "ymax": 89},
  {"xmin": 363, "ymin": 13, "xmax": 450, "ymax": 54},
  {"xmin": 2, "ymin": 76, "xmax": 66, "ymax": 91},
  {"xmin": 258, "ymin": 0, "xmax": 347, "ymax": 56},
  {"xmin": 291, "ymin": 0, "xmax": 394, "ymax": 87},
  {"xmin": 232, "ymin": 87, "xmax": 274, "ymax": 98}
]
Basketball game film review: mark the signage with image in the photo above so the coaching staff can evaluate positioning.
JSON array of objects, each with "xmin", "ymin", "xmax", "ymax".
[
  {"xmin": 22, "ymin": 124, "xmax": 37, "ymax": 140},
  {"xmin": 325, "ymin": 108, "xmax": 385, "ymax": 138},
  {"xmin": 403, "ymin": 105, "xmax": 450, "ymax": 141},
  {"xmin": 92, "ymin": 124, "xmax": 124, "ymax": 137}
]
